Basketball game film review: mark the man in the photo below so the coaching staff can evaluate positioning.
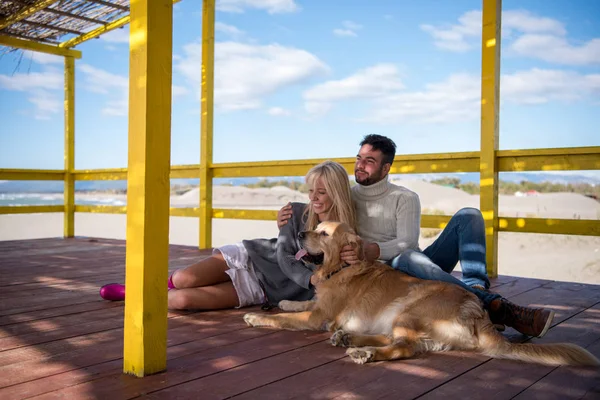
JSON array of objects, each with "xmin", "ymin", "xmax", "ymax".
[{"xmin": 277, "ymin": 134, "xmax": 555, "ymax": 338}]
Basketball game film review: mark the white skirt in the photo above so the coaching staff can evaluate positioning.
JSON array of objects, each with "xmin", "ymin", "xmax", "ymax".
[{"xmin": 214, "ymin": 242, "xmax": 266, "ymax": 308}]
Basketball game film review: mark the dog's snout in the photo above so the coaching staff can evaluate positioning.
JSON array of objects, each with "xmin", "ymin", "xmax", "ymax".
[{"xmin": 298, "ymin": 231, "xmax": 305, "ymax": 239}]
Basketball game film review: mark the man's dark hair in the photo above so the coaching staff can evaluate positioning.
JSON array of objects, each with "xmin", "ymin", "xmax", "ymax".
[{"xmin": 359, "ymin": 134, "xmax": 397, "ymax": 165}]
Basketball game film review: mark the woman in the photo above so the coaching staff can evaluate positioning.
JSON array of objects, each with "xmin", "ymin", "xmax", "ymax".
[{"xmin": 100, "ymin": 160, "xmax": 356, "ymax": 311}]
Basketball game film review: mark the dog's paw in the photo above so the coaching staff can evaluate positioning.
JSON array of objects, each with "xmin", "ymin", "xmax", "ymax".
[
  {"xmin": 346, "ymin": 347, "xmax": 375, "ymax": 364},
  {"xmin": 330, "ymin": 330, "xmax": 351, "ymax": 347},
  {"xmin": 243, "ymin": 313, "xmax": 262, "ymax": 327}
]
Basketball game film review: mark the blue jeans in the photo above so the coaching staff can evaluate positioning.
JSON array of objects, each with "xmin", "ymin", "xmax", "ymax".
[{"xmin": 389, "ymin": 207, "xmax": 501, "ymax": 308}]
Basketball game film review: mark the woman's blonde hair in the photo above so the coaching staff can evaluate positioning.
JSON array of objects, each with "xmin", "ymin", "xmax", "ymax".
[{"xmin": 302, "ymin": 160, "xmax": 357, "ymax": 232}]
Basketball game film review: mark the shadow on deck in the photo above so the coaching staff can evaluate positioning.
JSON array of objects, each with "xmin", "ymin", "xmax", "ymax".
[{"xmin": 0, "ymin": 237, "xmax": 598, "ymax": 399}]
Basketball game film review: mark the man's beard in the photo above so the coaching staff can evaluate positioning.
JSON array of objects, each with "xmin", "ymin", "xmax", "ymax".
[{"xmin": 355, "ymin": 169, "xmax": 383, "ymax": 186}]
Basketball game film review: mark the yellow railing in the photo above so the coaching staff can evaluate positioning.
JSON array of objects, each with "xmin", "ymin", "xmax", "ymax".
[{"xmin": 2, "ymin": 145, "xmax": 599, "ymax": 237}]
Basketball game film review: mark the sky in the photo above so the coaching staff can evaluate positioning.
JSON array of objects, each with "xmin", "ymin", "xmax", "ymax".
[{"xmin": 0, "ymin": 0, "xmax": 599, "ymax": 173}]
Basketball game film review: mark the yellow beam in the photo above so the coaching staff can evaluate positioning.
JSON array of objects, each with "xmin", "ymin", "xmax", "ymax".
[
  {"xmin": 0, "ymin": 0, "xmax": 59, "ymax": 30},
  {"xmin": 479, "ymin": 0, "xmax": 502, "ymax": 278},
  {"xmin": 199, "ymin": 0, "xmax": 216, "ymax": 249},
  {"xmin": 75, "ymin": 205, "xmax": 127, "ymax": 214},
  {"xmin": 74, "ymin": 168, "xmax": 128, "ymax": 181},
  {"xmin": 64, "ymin": 56, "xmax": 75, "ymax": 238},
  {"xmin": 0, "ymin": 168, "xmax": 64, "ymax": 180},
  {"xmin": 213, "ymin": 208, "xmax": 277, "ymax": 221},
  {"xmin": 59, "ymin": 15, "xmax": 130, "ymax": 49},
  {"xmin": 69, "ymin": 205, "xmax": 600, "ymax": 237},
  {"xmin": 499, "ymin": 218, "xmax": 600, "ymax": 236},
  {"xmin": 498, "ymin": 146, "xmax": 600, "ymax": 172},
  {"xmin": 59, "ymin": 0, "xmax": 182, "ymax": 48},
  {"xmin": 0, "ymin": 205, "xmax": 64, "ymax": 214},
  {"xmin": 0, "ymin": 35, "xmax": 81, "ymax": 58},
  {"xmin": 123, "ymin": 0, "xmax": 173, "ymax": 378}
]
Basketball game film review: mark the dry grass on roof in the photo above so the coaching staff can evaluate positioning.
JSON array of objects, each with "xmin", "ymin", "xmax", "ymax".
[{"xmin": 0, "ymin": 0, "xmax": 129, "ymax": 45}]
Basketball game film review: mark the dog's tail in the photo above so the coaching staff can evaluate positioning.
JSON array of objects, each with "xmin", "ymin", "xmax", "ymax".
[{"xmin": 477, "ymin": 322, "xmax": 599, "ymax": 367}]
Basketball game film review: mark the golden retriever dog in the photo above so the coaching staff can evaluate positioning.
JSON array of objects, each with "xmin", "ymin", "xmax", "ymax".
[{"xmin": 244, "ymin": 221, "xmax": 599, "ymax": 367}]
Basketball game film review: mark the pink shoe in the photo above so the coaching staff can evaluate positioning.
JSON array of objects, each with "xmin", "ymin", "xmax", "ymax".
[{"xmin": 100, "ymin": 283, "xmax": 125, "ymax": 301}]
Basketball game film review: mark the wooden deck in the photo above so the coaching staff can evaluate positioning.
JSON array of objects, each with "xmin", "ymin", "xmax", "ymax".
[{"xmin": 0, "ymin": 237, "xmax": 598, "ymax": 400}]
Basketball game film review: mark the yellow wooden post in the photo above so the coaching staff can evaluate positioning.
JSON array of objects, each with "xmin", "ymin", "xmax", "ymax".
[
  {"xmin": 123, "ymin": 0, "xmax": 173, "ymax": 377},
  {"xmin": 64, "ymin": 56, "xmax": 75, "ymax": 237},
  {"xmin": 199, "ymin": 0, "xmax": 216, "ymax": 249},
  {"xmin": 479, "ymin": 0, "xmax": 502, "ymax": 278}
]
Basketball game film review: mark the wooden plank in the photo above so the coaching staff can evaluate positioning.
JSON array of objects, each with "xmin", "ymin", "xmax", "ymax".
[
  {"xmin": 512, "ymin": 338, "xmax": 600, "ymax": 400},
  {"xmin": 145, "ymin": 338, "xmax": 346, "ymax": 399},
  {"xmin": 229, "ymin": 342, "xmax": 486, "ymax": 399},
  {"xmin": 0, "ymin": 312, "xmax": 261, "ymax": 398},
  {"xmin": 417, "ymin": 303, "xmax": 600, "ymax": 399},
  {"xmin": 18, "ymin": 330, "xmax": 329, "ymax": 399}
]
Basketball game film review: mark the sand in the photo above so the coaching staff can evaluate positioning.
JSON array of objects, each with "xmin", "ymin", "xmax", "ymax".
[{"xmin": 1, "ymin": 180, "xmax": 599, "ymax": 284}]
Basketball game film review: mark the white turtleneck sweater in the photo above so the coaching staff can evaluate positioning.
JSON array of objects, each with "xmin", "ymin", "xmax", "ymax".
[{"xmin": 351, "ymin": 177, "xmax": 421, "ymax": 261}]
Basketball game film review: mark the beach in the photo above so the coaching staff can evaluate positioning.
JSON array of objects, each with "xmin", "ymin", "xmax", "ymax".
[{"xmin": 1, "ymin": 180, "xmax": 599, "ymax": 284}]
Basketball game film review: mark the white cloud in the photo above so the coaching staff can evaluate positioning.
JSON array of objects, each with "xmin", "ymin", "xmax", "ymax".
[
  {"xmin": 333, "ymin": 29, "xmax": 356, "ymax": 38},
  {"xmin": 511, "ymin": 35, "xmax": 600, "ymax": 66},
  {"xmin": 215, "ymin": 22, "xmax": 245, "ymax": 39},
  {"xmin": 421, "ymin": 9, "xmax": 599, "ymax": 66},
  {"xmin": 175, "ymin": 40, "xmax": 328, "ymax": 111},
  {"xmin": 100, "ymin": 28, "xmax": 129, "ymax": 44},
  {"xmin": 79, "ymin": 64, "xmax": 187, "ymax": 116},
  {"xmin": 361, "ymin": 68, "xmax": 600, "ymax": 124},
  {"xmin": 267, "ymin": 106, "xmax": 291, "ymax": 116},
  {"xmin": 217, "ymin": 0, "xmax": 299, "ymax": 14},
  {"xmin": 23, "ymin": 51, "xmax": 64, "ymax": 65},
  {"xmin": 333, "ymin": 20, "xmax": 362, "ymax": 37},
  {"xmin": 0, "ymin": 67, "xmax": 62, "ymax": 119},
  {"xmin": 303, "ymin": 63, "xmax": 404, "ymax": 114},
  {"xmin": 420, "ymin": 10, "xmax": 482, "ymax": 52}
]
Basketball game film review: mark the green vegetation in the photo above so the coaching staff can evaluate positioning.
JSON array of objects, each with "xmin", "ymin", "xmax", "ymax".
[{"xmin": 430, "ymin": 177, "xmax": 599, "ymax": 199}]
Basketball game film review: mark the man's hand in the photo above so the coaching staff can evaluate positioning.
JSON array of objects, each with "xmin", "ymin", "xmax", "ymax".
[
  {"xmin": 277, "ymin": 202, "xmax": 293, "ymax": 230},
  {"xmin": 340, "ymin": 239, "xmax": 380, "ymax": 265}
]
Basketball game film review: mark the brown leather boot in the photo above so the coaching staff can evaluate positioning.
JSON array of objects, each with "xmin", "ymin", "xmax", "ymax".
[{"xmin": 488, "ymin": 298, "xmax": 555, "ymax": 338}]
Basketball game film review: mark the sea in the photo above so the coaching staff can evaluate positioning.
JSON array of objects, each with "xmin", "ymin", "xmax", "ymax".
[{"xmin": 0, "ymin": 193, "xmax": 126, "ymax": 207}]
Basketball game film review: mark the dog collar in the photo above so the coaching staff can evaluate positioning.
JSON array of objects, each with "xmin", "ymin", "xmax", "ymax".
[{"xmin": 325, "ymin": 261, "xmax": 351, "ymax": 280}]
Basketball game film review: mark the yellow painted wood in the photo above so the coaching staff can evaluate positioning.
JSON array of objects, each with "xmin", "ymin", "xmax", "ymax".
[
  {"xmin": 122, "ymin": 0, "xmax": 173, "ymax": 378},
  {"xmin": 0, "ymin": 0, "xmax": 59, "ymax": 30},
  {"xmin": 212, "ymin": 208, "xmax": 278, "ymax": 221},
  {"xmin": 75, "ymin": 205, "xmax": 127, "ymax": 214},
  {"xmin": 479, "ymin": 0, "xmax": 502, "ymax": 278},
  {"xmin": 498, "ymin": 147, "xmax": 600, "ymax": 172},
  {"xmin": 499, "ymin": 218, "xmax": 600, "ymax": 236},
  {"xmin": 64, "ymin": 56, "xmax": 75, "ymax": 238},
  {"xmin": 199, "ymin": 0, "xmax": 216, "ymax": 249},
  {"xmin": 0, "ymin": 205, "xmax": 64, "ymax": 215},
  {"xmin": 59, "ymin": 15, "xmax": 131, "ymax": 49},
  {"xmin": 170, "ymin": 165, "xmax": 199, "ymax": 179},
  {"xmin": 59, "ymin": 1, "xmax": 182, "ymax": 49},
  {"xmin": 0, "ymin": 35, "xmax": 81, "ymax": 58},
  {"xmin": 0, "ymin": 168, "xmax": 64, "ymax": 180},
  {"xmin": 68, "ymin": 204, "xmax": 600, "ymax": 238},
  {"xmin": 74, "ymin": 168, "xmax": 128, "ymax": 181}
]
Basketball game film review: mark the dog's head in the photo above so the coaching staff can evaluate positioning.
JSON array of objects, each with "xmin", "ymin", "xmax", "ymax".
[{"xmin": 297, "ymin": 221, "xmax": 362, "ymax": 280}]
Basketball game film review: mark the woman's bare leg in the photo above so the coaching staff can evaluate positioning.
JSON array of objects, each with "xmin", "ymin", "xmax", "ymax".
[
  {"xmin": 168, "ymin": 281, "xmax": 240, "ymax": 310},
  {"xmin": 171, "ymin": 252, "xmax": 230, "ymax": 289}
]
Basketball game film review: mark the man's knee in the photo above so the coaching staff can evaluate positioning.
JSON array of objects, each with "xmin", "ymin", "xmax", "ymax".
[
  {"xmin": 390, "ymin": 249, "xmax": 418, "ymax": 271},
  {"xmin": 455, "ymin": 207, "xmax": 483, "ymax": 223}
]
